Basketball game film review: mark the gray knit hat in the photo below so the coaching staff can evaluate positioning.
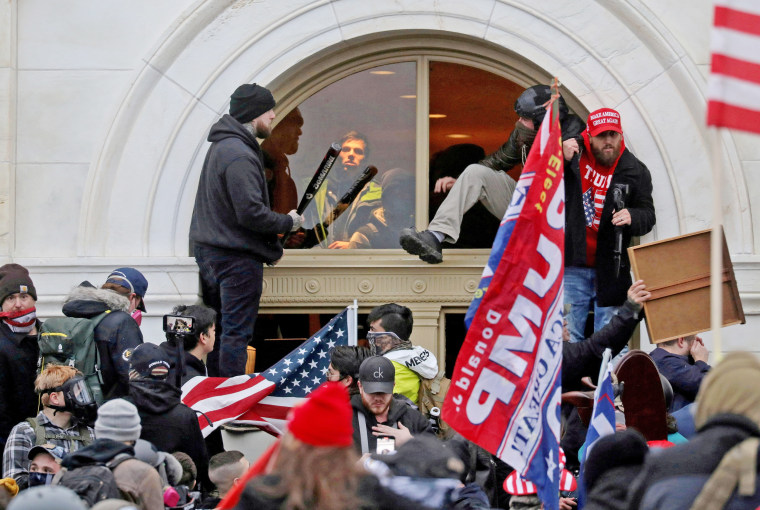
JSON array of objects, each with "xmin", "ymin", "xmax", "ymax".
[{"xmin": 95, "ymin": 399, "xmax": 142, "ymax": 442}]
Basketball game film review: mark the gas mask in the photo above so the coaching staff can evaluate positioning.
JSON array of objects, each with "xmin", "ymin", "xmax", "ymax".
[
  {"xmin": 44, "ymin": 376, "xmax": 98, "ymax": 426},
  {"xmin": 28, "ymin": 471, "xmax": 55, "ymax": 487},
  {"xmin": 366, "ymin": 330, "xmax": 403, "ymax": 356}
]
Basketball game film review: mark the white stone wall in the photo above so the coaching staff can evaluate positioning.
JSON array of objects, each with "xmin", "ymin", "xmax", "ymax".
[{"xmin": 0, "ymin": 0, "xmax": 756, "ymax": 359}]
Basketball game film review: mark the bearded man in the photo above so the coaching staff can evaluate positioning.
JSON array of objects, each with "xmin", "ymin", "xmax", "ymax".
[
  {"xmin": 350, "ymin": 356, "xmax": 433, "ymax": 455},
  {"xmin": 562, "ymin": 107, "xmax": 655, "ymax": 343},
  {"xmin": 190, "ymin": 83, "xmax": 304, "ymax": 377}
]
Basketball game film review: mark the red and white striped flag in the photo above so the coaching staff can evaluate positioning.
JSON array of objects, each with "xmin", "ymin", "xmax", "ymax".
[{"xmin": 707, "ymin": 0, "xmax": 760, "ymax": 133}]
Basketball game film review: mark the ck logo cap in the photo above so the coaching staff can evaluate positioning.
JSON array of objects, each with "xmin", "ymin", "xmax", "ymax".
[{"xmin": 359, "ymin": 356, "xmax": 395, "ymax": 394}]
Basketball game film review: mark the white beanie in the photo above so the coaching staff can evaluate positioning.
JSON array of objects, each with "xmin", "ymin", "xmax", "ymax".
[{"xmin": 95, "ymin": 399, "xmax": 142, "ymax": 442}]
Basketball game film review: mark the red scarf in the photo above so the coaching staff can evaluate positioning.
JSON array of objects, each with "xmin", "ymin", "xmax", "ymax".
[
  {"xmin": 579, "ymin": 132, "xmax": 625, "ymax": 266},
  {"xmin": 0, "ymin": 307, "xmax": 37, "ymax": 333}
]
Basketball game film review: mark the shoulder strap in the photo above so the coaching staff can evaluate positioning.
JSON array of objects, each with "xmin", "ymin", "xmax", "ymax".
[
  {"xmin": 357, "ymin": 411, "xmax": 369, "ymax": 455},
  {"xmin": 106, "ymin": 452, "xmax": 133, "ymax": 470},
  {"xmin": 89, "ymin": 310, "xmax": 111, "ymax": 328},
  {"xmin": 26, "ymin": 417, "xmax": 47, "ymax": 446}
]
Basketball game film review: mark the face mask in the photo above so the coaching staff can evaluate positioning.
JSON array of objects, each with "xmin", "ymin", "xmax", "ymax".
[
  {"xmin": 131, "ymin": 309, "xmax": 142, "ymax": 327},
  {"xmin": 0, "ymin": 307, "xmax": 37, "ymax": 333},
  {"xmin": 28, "ymin": 471, "xmax": 55, "ymax": 487}
]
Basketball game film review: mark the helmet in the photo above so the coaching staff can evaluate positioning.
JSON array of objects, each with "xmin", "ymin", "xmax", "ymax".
[
  {"xmin": 514, "ymin": 85, "xmax": 569, "ymax": 126},
  {"xmin": 7, "ymin": 486, "xmax": 87, "ymax": 510}
]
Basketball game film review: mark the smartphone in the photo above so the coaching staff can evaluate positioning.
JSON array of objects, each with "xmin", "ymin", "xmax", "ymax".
[
  {"xmin": 376, "ymin": 437, "xmax": 395, "ymax": 455},
  {"xmin": 163, "ymin": 314, "xmax": 197, "ymax": 335}
]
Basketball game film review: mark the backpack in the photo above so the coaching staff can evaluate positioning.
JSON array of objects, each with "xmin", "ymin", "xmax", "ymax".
[
  {"xmin": 25, "ymin": 416, "xmax": 93, "ymax": 449},
  {"xmin": 54, "ymin": 453, "xmax": 133, "ymax": 507},
  {"xmin": 37, "ymin": 311, "xmax": 111, "ymax": 405},
  {"xmin": 417, "ymin": 369, "xmax": 452, "ymax": 438}
]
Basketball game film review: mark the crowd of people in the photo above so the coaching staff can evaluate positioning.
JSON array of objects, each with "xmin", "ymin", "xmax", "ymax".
[{"xmin": 1, "ymin": 81, "xmax": 757, "ymax": 510}]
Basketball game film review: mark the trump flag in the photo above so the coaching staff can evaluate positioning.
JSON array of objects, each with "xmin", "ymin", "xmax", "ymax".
[
  {"xmin": 443, "ymin": 93, "xmax": 564, "ymax": 510},
  {"xmin": 182, "ymin": 306, "xmax": 356, "ymax": 437}
]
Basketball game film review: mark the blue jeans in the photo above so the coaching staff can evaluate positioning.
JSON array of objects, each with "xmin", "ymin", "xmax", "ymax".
[
  {"xmin": 564, "ymin": 266, "xmax": 617, "ymax": 343},
  {"xmin": 195, "ymin": 244, "xmax": 263, "ymax": 377}
]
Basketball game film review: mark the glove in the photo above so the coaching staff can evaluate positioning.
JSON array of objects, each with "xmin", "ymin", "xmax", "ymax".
[{"xmin": 287, "ymin": 210, "xmax": 305, "ymax": 231}]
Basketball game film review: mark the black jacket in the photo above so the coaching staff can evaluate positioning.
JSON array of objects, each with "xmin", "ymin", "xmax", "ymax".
[
  {"xmin": 127, "ymin": 379, "xmax": 210, "ymax": 490},
  {"xmin": 584, "ymin": 464, "xmax": 642, "ymax": 510},
  {"xmin": 628, "ymin": 413, "xmax": 760, "ymax": 509},
  {"xmin": 160, "ymin": 341, "xmax": 207, "ymax": 387},
  {"xmin": 562, "ymin": 299, "xmax": 643, "ymax": 391},
  {"xmin": 62, "ymin": 283, "xmax": 143, "ymax": 399},
  {"xmin": 189, "ymin": 114, "xmax": 293, "ymax": 263},
  {"xmin": 0, "ymin": 322, "xmax": 40, "ymax": 450},
  {"xmin": 481, "ymin": 114, "xmax": 586, "ymax": 171},
  {"xmin": 565, "ymin": 145, "xmax": 656, "ymax": 306},
  {"xmin": 350, "ymin": 393, "xmax": 433, "ymax": 454}
]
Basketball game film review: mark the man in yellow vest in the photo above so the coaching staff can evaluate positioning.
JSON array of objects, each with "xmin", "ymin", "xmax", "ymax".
[{"xmin": 366, "ymin": 303, "xmax": 438, "ymax": 404}]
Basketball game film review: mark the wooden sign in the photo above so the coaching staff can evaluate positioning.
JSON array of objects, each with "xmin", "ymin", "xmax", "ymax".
[{"xmin": 627, "ymin": 228, "xmax": 744, "ymax": 343}]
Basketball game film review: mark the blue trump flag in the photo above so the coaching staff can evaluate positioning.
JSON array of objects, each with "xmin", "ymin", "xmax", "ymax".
[{"xmin": 578, "ymin": 348, "xmax": 616, "ymax": 508}]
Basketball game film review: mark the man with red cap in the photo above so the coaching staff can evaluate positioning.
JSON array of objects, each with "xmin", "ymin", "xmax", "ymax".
[{"xmin": 562, "ymin": 107, "xmax": 655, "ymax": 343}]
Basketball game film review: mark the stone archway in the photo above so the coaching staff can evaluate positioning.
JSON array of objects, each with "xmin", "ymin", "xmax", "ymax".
[{"xmin": 79, "ymin": 0, "xmax": 752, "ymax": 259}]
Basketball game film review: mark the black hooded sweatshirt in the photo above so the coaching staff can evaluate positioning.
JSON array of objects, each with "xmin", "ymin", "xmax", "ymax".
[
  {"xmin": 189, "ymin": 114, "xmax": 293, "ymax": 263},
  {"xmin": 127, "ymin": 379, "xmax": 210, "ymax": 490}
]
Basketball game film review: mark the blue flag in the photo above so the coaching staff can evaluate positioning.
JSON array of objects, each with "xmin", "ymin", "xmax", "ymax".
[{"xmin": 578, "ymin": 349, "xmax": 616, "ymax": 507}]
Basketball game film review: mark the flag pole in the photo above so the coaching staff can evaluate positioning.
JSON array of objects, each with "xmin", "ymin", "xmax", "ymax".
[
  {"xmin": 708, "ymin": 127, "xmax": 723, "ymax": 361},
  {"xmin": 349, "ymin": 299, "xmax": 358, "ymax": 346}
]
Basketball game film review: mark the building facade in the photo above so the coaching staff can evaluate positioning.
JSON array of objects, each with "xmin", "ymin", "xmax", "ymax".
[{"xmin": 1, "ymin": 0, "xmax": 757, "ymax": 358}]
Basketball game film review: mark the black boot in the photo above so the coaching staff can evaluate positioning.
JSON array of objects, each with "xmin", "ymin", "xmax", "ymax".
[{"xmin": 399, "ymin": 228, "xmax": 443, "ymax": 264}]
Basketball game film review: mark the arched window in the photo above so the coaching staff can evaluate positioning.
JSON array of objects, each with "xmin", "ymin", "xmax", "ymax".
[{"xmin": 264, "ymin": 55, "xmax": 535, "ymax": 251}]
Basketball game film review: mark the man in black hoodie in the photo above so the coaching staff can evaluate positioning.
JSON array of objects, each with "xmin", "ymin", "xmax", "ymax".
[
  {"xmin": 190, "ymin": 83, "xmax": 304, "ymax": 377},
  {"xmin": 125, "ymin": 343, "xmax": 210, "ymax": 492}
]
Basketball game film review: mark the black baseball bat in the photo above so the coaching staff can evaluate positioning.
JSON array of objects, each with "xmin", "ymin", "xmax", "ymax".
[
  {"xmin": 312, "ymin": 165, "xmax": 378, "ymax": 242},
  {"xmin": 295, "ymin": 143, "xmax": 341, "ymax": 215}
]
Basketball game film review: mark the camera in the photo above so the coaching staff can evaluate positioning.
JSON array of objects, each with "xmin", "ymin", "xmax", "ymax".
[{"xmin": 163, "ymin": 314, "xmax": 197, "ymax": 335}]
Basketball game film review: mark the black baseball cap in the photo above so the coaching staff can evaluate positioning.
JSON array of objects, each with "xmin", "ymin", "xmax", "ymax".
[
  {"xmin": 127, "ymin": 343, "xmax": 170, "ymax": 380},
  {"xmin": 359, "ymin": 356, "xmax": 395, "ymax": 394}
]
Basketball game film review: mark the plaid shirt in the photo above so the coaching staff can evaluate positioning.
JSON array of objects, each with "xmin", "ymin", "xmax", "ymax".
[{"xmin": 1, "ymin": 411, "xmax": 94, "ymax": 489}]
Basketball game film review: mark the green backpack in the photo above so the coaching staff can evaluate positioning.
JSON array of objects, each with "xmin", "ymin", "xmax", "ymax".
[{"xmin": 37, "ymin": 311, "xmax": 111, "ymax": 405}]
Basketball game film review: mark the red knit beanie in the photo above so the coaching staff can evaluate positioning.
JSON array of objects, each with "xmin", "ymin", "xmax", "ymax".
[{"xmin": 287, "ymin": 382, "xmax": 353, "ymax": 447}]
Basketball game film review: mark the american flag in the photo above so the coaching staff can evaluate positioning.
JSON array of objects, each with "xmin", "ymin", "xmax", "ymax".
[
  {"xmin": 582, "ymin": 187, "xmax": 606, "ymax": 230},
  {"xmin": 707, "ymin": 0, "xmax": 760, "ymax": 133},
  {"xmin": 583, "ymin": 187, "xmax": 594, "ymax": 227},
  {"xmin": 181, "ymin": 306, "xmax": 356, "ymax": 437}
]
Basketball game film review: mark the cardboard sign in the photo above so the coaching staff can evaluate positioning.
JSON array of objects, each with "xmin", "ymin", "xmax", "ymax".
[{"xmin": 628, "ymin": 228, "xmax": 744, "ymax": 343}]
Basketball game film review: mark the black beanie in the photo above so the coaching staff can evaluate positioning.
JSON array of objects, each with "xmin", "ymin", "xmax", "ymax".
[
  {"xmin": 0, "ymin": 263, "xmax": 37, "ymax": 304},
  {"xmin": 582, "ymin": 429, "xmax": 648, "ymax": 492},
  {"xmin": 229, "ymin": 83, "xmax": 276, "ymax": 124}
]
